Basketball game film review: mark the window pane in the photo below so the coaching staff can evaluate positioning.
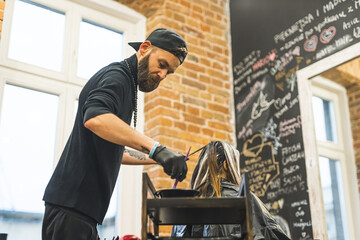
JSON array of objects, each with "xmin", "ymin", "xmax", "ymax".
[
  {"xmin": 319, "ymin": 157, "xmax": 349, "ymax": 240},
  {"xmin": 98, "ymin": 183, "xmax": 117, "ymax": 236},
  {"xmin": 98, "ymin": 157, "xmax": 117, "ymax": 236},
  {"xmin": 8, "ymin": 0, "xmax": 65, "ymax": 72},
  {"xmin": 74, "ymin": 100, "xmax": 79, "ymax": 121},
  {"xmin": 77, "ymin": 20, "xmax": 124, "ymax": 79},
  {"xmin": 312, "ymin": 96, "xmax": 337, "ymax": 143},
  {"xmin": 0, "ymin": 84, "xmax": 59, "ymax": 239}
]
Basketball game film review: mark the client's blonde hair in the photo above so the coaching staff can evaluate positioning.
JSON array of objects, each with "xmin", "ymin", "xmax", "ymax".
[{"xmin": 190, "ymin": 141, "xmax": 241, "ymax": 197}]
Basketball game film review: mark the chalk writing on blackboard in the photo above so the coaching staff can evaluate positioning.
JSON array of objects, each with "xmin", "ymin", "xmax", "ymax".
[
  {"xmin": 316, "ymin": 33, "xmax": 353, "ymax": 59},
  {"xmin": 303, "ymin": 35, "xmax": 318, "ymax": 52},
  {"xmin": 320, "ymin": 26, "xmax": 336, "ymax": 43},
  {"xmin": 237, "ymin": 119, "xmax": 253, "ymax": 141},
  {"xmin": 274, "ymin": 14, "xmax": 315, "ymax": 44},
  {"xmin": 343, "ymin": 17, "xmax": 360, "ymax": 29},
  {"xmin": 251, "ymin": 91, "xmax": 274, "ymax": 120},
  {"xmin": 279, "ymin": 115, "xmax": 302, "ymax": 138},
  {"xmin": 241, "ymin": 134, "xmax": 280, "ymax": 196},
  {"xmin": 291, "ymin": 199, "xmax": 312, "ymax": 240},
  {"xmin": 260, "ymin": 118, "xmax": 282, "ymax": 155},
  {"xmin": 286, "ymin": 74, "xmax": 297, "ymax": 92},
  {"xmin": 354, "ymin": 26, "xmax": 360, "ymax": 38},
  {"xmin": 236, "ymin": 81, "xmax": 262, "ymax": 112},
  {"xmin": 252, "ymin": 49, "xmax": 277, "ymax": 71}
]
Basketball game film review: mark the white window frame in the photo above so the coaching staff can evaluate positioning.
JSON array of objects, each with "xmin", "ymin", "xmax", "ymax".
[
  {"xmin": 0, "ymin": 0, "xmax": 72, "ymax": 81},
  {"xmin": 311, "ymin": 77, "xmax": 344, "ymax": 152},
  {"xmin": 0, "ymin": 0, "xmax": 146, "ymax": 236},
  {"xmin": 0, "ymin": 66, "xmax": 75, "ymax": 165},
  {"xmin": 297, "ymin": 43, "xmax": 360, "ymax": 240},
  {"xmin": 311, "ymin": 76, "xmax": 355, "ymax": 240}
]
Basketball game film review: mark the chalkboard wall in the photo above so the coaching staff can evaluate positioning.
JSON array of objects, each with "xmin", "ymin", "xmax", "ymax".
[{"xmin": 230, "ymin": 0, "xmax": 360, "ymax": 239}]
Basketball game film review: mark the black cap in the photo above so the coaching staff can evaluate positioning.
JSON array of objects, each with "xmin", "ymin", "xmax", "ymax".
[{"xmin": 128, "ymin": 28, "xmax": 187, "ymax": 64}]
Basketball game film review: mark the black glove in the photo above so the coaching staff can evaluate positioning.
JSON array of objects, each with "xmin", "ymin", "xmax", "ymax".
[{"xmin": 151, "ymin": 145, "xmax": 188, "ymax": 181}]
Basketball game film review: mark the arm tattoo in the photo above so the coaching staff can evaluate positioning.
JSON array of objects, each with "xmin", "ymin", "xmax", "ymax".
[
  {"xmin": 125, "ymin": 149, "xmax": 146, "ymax": 160},
  {"xmin": 141, "ymin": 146, "xmax": 150, "ymax": 154}
]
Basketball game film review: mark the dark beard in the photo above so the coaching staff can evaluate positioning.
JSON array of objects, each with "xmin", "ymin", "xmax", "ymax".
[{"xmin": 138, "ymin": 53, "xmax": 160, "ymax": 92}]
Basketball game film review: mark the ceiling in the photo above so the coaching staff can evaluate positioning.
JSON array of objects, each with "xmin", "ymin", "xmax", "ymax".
[{"xmin": 321, "ymin": 56, "xmax": 360, "ymax": 88}]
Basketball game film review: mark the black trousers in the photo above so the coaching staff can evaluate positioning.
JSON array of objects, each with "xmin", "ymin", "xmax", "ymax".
[{"xmin": 42, "ymin": 203, "xmax": 99, "ymax": 240}]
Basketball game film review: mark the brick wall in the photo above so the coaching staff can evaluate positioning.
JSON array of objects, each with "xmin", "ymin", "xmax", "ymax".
[
  {"xmin": 348, "ymin": 82, "xmax": 360, "ymax": 195},
  {"xmin": 322, "ymin": 59, "xmax": 360, "ymax": 196},
  {"xmin": 0, "ymin": 0, "xmax": 5, "ymax": 40},
  {"xmin": 116, "ymin": 0, "xmax": 233, "ymax": 187}
]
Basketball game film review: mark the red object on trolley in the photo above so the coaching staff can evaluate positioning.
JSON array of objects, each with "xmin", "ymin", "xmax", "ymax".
[{"xmin": 119, "ymin": 235, "xmax": 140, "ymax": 240}]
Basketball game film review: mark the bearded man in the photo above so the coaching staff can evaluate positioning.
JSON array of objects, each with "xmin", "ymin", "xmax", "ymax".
[{"xmin": 42, "ymin": 28, "xmax": 188, "ymax": 240}]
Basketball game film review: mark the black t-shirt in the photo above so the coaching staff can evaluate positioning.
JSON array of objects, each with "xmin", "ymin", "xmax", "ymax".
[{"xmin": 43, "ymin": 54, "xmax": 138, "ymax": 224}]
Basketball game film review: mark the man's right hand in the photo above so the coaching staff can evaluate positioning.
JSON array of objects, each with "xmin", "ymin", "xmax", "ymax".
[{"xmin": 151, "ymin": 145, "xmax": 188, "ymax": 181}]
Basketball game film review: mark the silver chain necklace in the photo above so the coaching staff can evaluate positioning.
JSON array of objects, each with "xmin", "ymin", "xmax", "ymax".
[{"xmin": 124, "ymin": 59, "xmax": 138, "ymax": 128}]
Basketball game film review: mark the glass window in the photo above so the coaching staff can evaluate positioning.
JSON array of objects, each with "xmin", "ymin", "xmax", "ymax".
[
  {"xmin": 8, "ymin": 0, "xmax": 65, "ymax": 72},
  {"xmin": 77, "ymin": 20, "xmax": 124, "ymax": 79},
  {"xmin": 0, "ymin": 84, "xmax": 59, "ymax": 239},
  {"xmin": 98, "ymin": 183, "xmax": 117, "ymax": 235},
  {"xmin": 312, "ymin": 96, "xmax": 337, "ymax": 143},
  {"xmin": 319, "ymin": 157, "xmax": 348, "ymax": 240},
  {"xmin": 74, "ymin": 100, "xmax": 79, "ymax": 121}
]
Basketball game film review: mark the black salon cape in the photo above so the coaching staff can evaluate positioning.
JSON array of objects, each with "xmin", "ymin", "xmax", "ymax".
[{"xmin": 171, "ymin": 179, "xmax": 290, "ymax": 240}]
